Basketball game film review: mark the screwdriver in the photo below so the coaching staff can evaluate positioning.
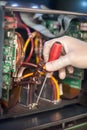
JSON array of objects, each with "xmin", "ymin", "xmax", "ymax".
[{"xmin": 35, "ymin": 42, "xmax": 62, "ymax": 106}]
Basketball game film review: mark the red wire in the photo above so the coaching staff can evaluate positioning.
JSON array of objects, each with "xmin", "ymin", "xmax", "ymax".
[{"xmin": 22, "ymin": 62, "xmax": 37, "ymax": 68}]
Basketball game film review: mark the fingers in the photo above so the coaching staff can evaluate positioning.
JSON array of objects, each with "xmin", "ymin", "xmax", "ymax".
[
  {"xmin": 43, "ymin": 42, "xmax": 51, "ymax": 62},
  {"xmin": 45, "ymin": 54, "xmax": 71, "ymax": 71},
  {"xmin": 59, "ymin": 66, "xmax": 74, "ymax": 79},
  {"xmin": 67, "ymin": 65, "xmax": 74, "ymax": 74},
  {"xmin": 59, "ymin": 68, "xmax": 66, "ymax": 79}
]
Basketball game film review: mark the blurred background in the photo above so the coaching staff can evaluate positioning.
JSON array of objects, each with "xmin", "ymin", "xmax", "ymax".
[{"xmin": 1, "ymin": 0, "xmax": 87, "ymax": 13}]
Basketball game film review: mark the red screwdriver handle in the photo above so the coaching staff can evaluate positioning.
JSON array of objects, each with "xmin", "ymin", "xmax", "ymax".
[{"xmin": 48, "ymin": 42, "xmax": 62, "ymax": 62}]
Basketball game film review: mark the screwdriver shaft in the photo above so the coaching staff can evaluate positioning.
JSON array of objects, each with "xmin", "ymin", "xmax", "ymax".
[{"xmin": 36, "ymin": 75, "xmax": 48, "ymax": 104}]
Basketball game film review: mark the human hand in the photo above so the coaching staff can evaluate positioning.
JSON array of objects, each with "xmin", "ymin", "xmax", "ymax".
[{"xmin": 43, "ymin": 36, "xmax": 87, "ymax": 79}]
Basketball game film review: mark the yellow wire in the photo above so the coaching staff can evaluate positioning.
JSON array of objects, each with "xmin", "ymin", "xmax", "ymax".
[
  {"xmin": 23, "ymin": 37, "xmax": 30, "ymax": 53},
  {"xmin": 23, "ymin": 31, "xmax": 37, "ymax": 54},
  {"xmin": 35, "ymin": 37, "xmax": 40, "ymax": 64},
  {"xmin": 35, "ymin": 37, "xmax": 38, "ymax": 48},
  {"xmin": 51, "ymin": 76, "xmax": 60, "ymax": 101},
  {"xmin": 21, "ymin": 71, "xmax": 60, "ymax": 101}
]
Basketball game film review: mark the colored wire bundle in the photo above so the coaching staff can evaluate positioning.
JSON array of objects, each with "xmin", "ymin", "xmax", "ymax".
[{"xmin": 21, "ymin": 71, "xmax": 60, "ymax": 102}]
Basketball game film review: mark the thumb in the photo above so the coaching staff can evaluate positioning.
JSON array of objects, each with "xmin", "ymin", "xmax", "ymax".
[{"xmin": 45, "ymin": 54, "xmax": 71, "ymax": 71}]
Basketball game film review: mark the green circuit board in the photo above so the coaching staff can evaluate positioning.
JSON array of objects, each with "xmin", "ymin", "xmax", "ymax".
[{"xmin": 2, "ymin": 25, "xmax": 16, "ymax": 102}]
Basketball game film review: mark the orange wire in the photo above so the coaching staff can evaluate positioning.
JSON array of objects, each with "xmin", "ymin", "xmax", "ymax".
[{"xmin": 21, "ymin": 72, "xmax": 33, "ymax": 80}]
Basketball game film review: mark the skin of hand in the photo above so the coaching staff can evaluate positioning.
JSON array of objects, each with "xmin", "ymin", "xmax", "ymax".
[{"xmin": 43, "ymin": 36, "xmax": 87, "ymax": 79}]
